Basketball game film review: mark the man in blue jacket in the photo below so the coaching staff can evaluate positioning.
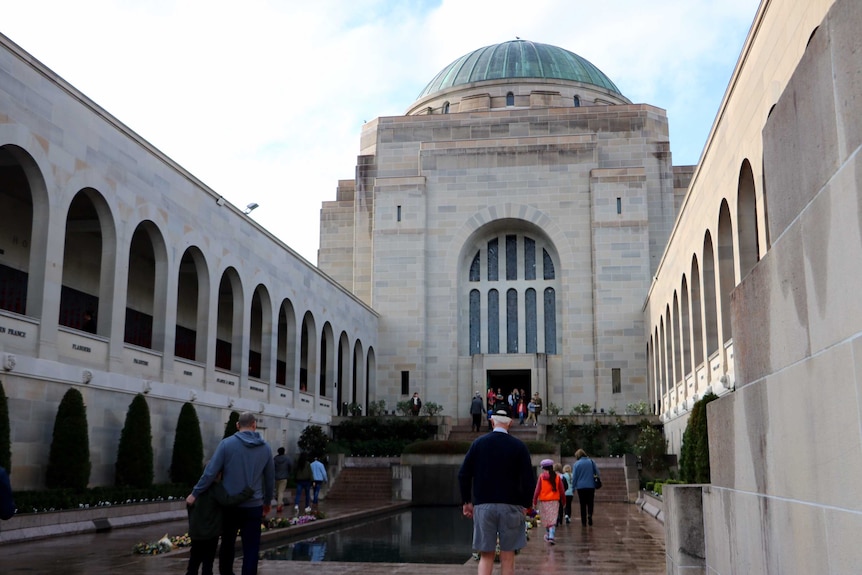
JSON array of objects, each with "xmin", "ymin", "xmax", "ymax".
[
  {"xmin": 459, "ymin": 410, "xmax": 534, "ymax": 575},
  {"xmin": 188, "ymin": 412, "xmax": 274, "ymax": 575},
  {"xmin": 0, "ymin": 466, "xmax": 14, "ymax": 530}
]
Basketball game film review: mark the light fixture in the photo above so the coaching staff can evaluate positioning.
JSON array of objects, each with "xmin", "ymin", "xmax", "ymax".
[
  {"xmin": 243, "ymin": 202, "xmax": 259, "ymax": 214},
  {"xmin": 216, "ymin": 197, "xmax": 226, "ymax": 206}
]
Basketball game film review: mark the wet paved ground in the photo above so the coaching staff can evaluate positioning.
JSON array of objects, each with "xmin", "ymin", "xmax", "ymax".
[{"xmin": 0, "ymin": 500, "xmax": 666, "ymax": 574}]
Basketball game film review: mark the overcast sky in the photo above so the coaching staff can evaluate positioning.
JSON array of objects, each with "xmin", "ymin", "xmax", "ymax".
[{"xmin": 2, "ymin": 0, "xmax": 758, "ymax": 264}]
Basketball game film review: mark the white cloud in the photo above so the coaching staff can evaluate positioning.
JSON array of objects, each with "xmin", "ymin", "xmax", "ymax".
[{"xmin": 1, "ymin": 0, "xmax": 756, "ymax": 263}]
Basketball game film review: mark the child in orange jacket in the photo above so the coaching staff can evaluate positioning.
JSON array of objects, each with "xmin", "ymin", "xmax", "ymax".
[{"xmin": 532, "ymin": 459, "xmax": 566, "ymax": 544}]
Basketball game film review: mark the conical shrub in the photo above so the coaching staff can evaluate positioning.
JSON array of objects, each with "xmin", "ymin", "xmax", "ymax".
[
  {"xmin": 115, "ymin": 394, "xmax": 154, "ymax": 488},
  {"xmin": 170, "ymin": 402, "xmax": 203, "ymax": 486},
  {"xmin": 46, "ymin": 388, "xmax": 91, "ymax": 489},
  {"xmin": 223, "ymin": 410, "xmax": 239, "ymax": 438},
  {"xmin": 0, "ymin": 382, "xmax": 10, "ymax": 472}
]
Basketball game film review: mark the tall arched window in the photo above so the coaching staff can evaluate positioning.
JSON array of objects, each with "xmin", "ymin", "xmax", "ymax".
[
  {"xmin": 462, "ymin": 230, "xmax": 560, "ymax": 355},
  {"xmin": 506, "ymin": 92, "xmax": 514, "ymax": 106},
  {"xmin": 573, "ymin": 95, "xmax": 581, "ymax": 107}
]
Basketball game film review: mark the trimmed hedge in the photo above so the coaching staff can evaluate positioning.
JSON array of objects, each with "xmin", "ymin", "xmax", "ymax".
[
  {"xmin": 115, "ymin": 394, "xmax": 154, "ymax": 488},
  {"xmin": 169, "ymin": 402, "xmax": 204, "ymax": 487},
  {"xmin": 46, "ymin": 388, "xmax": 91, "ymax": 490},
  {"xmin": 13, "ymin": 484, "xmax": 188, "ymax": 514}
]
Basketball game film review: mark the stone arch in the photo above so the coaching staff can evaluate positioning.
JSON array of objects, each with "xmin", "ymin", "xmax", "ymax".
[
  {"xmin": 276, "ymin": 298, "xmax": 297, "ymax": 388},
  {"xmin": 320, "ymin": 321, "xmax": 335, "ymax": 397},
  {"xmin": 718, "ymin": 200, "xmax": 735, "ymax": 343},
  {"xmin": 176, "ymin": 246, "xmax": 210, "ymax": 362},
  {"xmin": 680, "ymin": 275, "xmax": 692, "ymax": 376},
  {"xmin": 737, "ymin": 159, "xmax": 759, "ymax": 280},
  {"xmin": 249, "ymin": 284, "xmax": 273, "ymax": 380},
  {"xmin": 337, "ymin": 331, "xmax": 350, "ymax": 413},
  {"xmin": 124, "ymin": 220, "xmax": 169, "ymax": 352},
  {"xmin": 690, "ymin": 255, "xmax": 704, "ymax": 368},
  {"xmin": 299, "ymin": 311, "xmax": 317, "ymax": 393},
  {"xmin": 215, "ymin": 266, "xmax": 244, "ymax": 372},
  {"xmin": 702, "ymin": 231, "xmax": 719, "ymax": 359}
]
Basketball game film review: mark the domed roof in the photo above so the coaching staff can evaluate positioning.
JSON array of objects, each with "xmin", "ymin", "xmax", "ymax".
[{"xmin": 417, "ymin": 39, "xmax": 622, "ymax": 100}]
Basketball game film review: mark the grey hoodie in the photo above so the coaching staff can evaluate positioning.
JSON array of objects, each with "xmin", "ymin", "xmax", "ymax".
[{"xmin": 192, "ymin": 430, "xmax": 274, "ymax": 508}]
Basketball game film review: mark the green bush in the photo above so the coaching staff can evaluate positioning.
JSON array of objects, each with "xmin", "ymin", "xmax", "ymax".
[
  {"xmin": 169, "ymin": 403, "xmax": 204, "ymax": 487},
  {"xmin": 607, "ymin": 417, "xmax": 632, "ymax": 456},
  {"xmin": 368, "ymin": 399, "xmax": 387, "ymax": 416},
  {"xmin": 634, "ymin": 419, "xmax": 666, "ymax": 474},
  {"xmin": 395, "ymin": 400, "xmax": 412, "ymax": 416},
  {"xmin": 679, "ymin": 392, "xmax": 718, "ymax": 483},
  {"xmin": 546, "ymin": 402, "xmax": 561, "ymax": 416},
  {"xmin": 572, "ymin": 403, "xmax": 592, "ymax": 415},
  {"xmin": 223, "ymin": 411, "xmax": 239, "ymax": 438},
  {"xmin": 402, "ymin": 440, "xmax": 472, "ymax": 454},
  {"xmin": 46, "ymin": 388, "xmax": 91, "ymax": 490},
  {"xmin": 0, "ymin": 381, "xmax": 10, "ymax": 473},
  {"xmin": 645, "ymin": 481, "xmax": 655, "ymax": 492},
  {"xmin": 421, "ymin": 402, "xmax": 443, "ymax": 416},
  {"xmin": 13, "ymin": 483, "xmax": 188, "ymax": 514},
  {"xmin": 578, "ymin": 420, "xmax": 604, "ymax": 456},
  {"xmin": 626, "ymin": 401, "xmax": 650, "ymax": 415},
  {"xmin": 115, "ymin": 394, "xmax": 154, "ymax": 488},
  {"xmin": 298, "ymin": 425, "xmax": 330, "ymax": 459},
  {"xmin": 332, "ymin": 417, "xmax": 436, "ymax": 456}
]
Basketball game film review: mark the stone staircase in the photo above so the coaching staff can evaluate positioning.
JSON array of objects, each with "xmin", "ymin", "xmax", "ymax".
[
  {"xmin": 593, "ymin": 465, "xmax": 628, "ymax": 503},
  {"xmin": 447, "ymin": 421, "xmax": 541, "ymax": 443},
  {"xmin": 325, "ymin": 467, "xmax": 393, "ymax": 502}
]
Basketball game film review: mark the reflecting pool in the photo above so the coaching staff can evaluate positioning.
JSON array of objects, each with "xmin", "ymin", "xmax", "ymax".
[{"xmin": 260, "ymin": 506, "xmax": 473, "ymax": 564}]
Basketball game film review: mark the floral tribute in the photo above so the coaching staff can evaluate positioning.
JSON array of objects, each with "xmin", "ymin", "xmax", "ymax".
[{"xmin": 132, "ymin": 511, "xmax": 324, "ymax": 554}]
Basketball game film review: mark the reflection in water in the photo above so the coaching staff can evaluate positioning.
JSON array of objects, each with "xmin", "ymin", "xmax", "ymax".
[{"xmin": 260, "ymin": 506, "xmax": 472, "ymax": 564}]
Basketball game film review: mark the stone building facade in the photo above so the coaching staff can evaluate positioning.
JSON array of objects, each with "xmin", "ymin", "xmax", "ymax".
[
  {"xmin": 644, "ymin": 0, "xmax": 862, "ymax": 571},
  {"xmin": 0, "ymin": 33, "xmax": 378, "ymax": 489},
  {"xmin": 320, "ymin": 40, "xmax": 686, "ymax": 417}
]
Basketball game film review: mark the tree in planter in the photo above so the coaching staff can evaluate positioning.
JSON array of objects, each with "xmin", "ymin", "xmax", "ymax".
[
  {"xmin": 46, "ymin": 387, "xmax": 91, "ymax": 489},
  {"xmin": 679, "ymin": 392, "xmax": 718, "ymax": 483},
  {"xmin": 298, "ymin": 425, "xmax": 330, "ymax": 460},
  {"xmin": 115, "ymin": 394, "xmax": 154, "ymax": 488},
  {"xmin": 634, "ymin": 419, "xmax": 667, "ymax": 476},
  {"xmin": 223, "ymin": 410, "xmax": 240, "ymax": 438},
  {"xmin": 578, "ymin": 420, "xmax": 604, "ymax": 456},
  {"xmin": 170, "ymin": 402, "xmax": 204, "ymax": 486},
  {"xmin": 607, "ymin": 417, "xmax": 632, "ymax": 456},
  {"xmin": 421, "ymin": 402, "xmax": 443, "ymax": 416},
  {"xmin": 0, "ymin": 381, "xmax": 10, "ymax": 472}
]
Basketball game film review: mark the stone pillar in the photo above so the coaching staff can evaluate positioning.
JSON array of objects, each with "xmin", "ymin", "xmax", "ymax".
[{"xmin": 664, "ymin": 484, "xmax": 706, "ymax": 574}]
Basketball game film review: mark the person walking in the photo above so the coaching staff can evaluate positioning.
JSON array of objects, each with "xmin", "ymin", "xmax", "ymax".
[
  {"xmin": 458, "ymin": 410, "xmax": 535, "ymax": 575},
  {"xmin": 293, "ymin": 453, "xmax": 313, "ymax": 514},
  {"xmin": 572, "ymin": 448, "xmax": 600, "ymax": 526},
  {"xmin": 185, "ymin": 472, "xmax": 252, "ymax": 575},
  {"xmin": 532, "ymin": 459, "xmax": 565, "ymax": 544},
  {"xmin": 470, "ymin": 391, "xmax": 485, "ymax": 432},
  {"xmin": 526, "ymin": 397, "xmax": 537, "ymax": 426},
  {"xmin": 187, "ymin": 412, "xmax": 274, "ymax": 575},
  {"xmin": 562, "ymin": 464, "xmax": 574, "ymax": 524},
  {"xmin": 273, "ymin": 447, "xmax": 293, "ymax": 514},
  {"xmin": 310, "ymin": 456, "xmax": 328, "ymax": 510}
]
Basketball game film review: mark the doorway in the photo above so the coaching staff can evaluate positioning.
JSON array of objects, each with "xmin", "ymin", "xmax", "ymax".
[{"xmin": 486, "ymin": 369, "xmax": 531, "ymax": 402}]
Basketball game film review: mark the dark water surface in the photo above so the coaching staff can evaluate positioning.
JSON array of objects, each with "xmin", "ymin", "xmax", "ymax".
[{"xmin": 260, "ymin": 506, "xmax": 473, "ymax": 564}]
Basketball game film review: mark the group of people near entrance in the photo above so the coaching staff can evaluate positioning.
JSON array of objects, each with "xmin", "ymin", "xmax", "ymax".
[
  {"xmin": 479, "ymin": 388, "xmax": 543, "ymax": 430},
  {"xmin": 184, "ymin": 411, "xmax": 327, "ymax": 575},
  {"xmin": 459, "ymin": 409, "xmax": 601, "ymax": 575}
]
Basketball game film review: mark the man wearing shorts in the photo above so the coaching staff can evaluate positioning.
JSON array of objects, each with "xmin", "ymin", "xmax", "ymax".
[{"xmin": 458, "ymin": 410, "xmax": 535, "ymax": 575}]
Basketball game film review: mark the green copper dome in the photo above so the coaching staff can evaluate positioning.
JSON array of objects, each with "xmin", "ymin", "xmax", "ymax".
[{"xmin": 418, "ymin": 39, "xmax": 622, "ymax": 100}]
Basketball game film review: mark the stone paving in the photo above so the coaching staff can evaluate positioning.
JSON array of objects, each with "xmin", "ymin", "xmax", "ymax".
[{"xmin": 0, "ymin": 500, "xmax": 666, "ymax": 574}]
